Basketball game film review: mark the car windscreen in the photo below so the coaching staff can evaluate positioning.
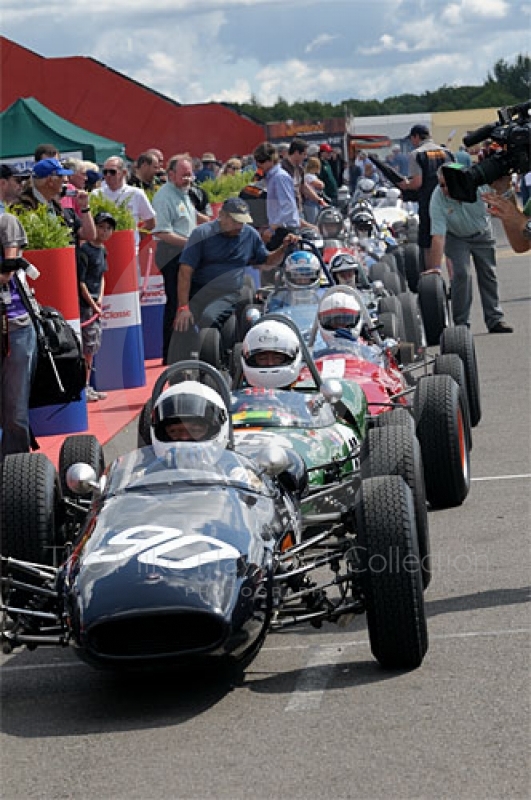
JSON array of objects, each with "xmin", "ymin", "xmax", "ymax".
[
  {"xmin": 231, "ymin": 388, "xmax": 335, "ymax": 429},
  {"xmin": 105, "ymin": 447, "xmax": 270, "ymax": 495}
]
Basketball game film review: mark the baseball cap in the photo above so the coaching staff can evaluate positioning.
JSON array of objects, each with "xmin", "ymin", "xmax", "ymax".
[
  {"xmin": 32, "ymin": 158, "xmax": 73, "ymax": 178},
  {"xmin": 409, "ymin": 124, "xmax": 430, "ymax": 138},
  {"xmin": 307, "ymin": 144, "xmax": 319, "ymax": 157},
  {"xmin": 94, "ymin": 211, "xmax": 117, "ymax": 228},
  {"xmin": 319, "ymin": 143, "xmax": 333, "ymax": 153},
  {"xmin": 0, "ymin": 164, "xmax": 30, "ymax": 180},
  {"xmin": 222, "ymin": 197, "xmax": 253, "ymax": 224}
]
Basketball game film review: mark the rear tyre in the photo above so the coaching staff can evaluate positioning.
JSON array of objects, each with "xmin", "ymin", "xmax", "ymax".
[
  {"xmin": 397, "ymin": 292, "xmax": 426, "ymax": 353},
  {"xmin": 59, "ymin": 434, "xmax": 105, "ymax": 498},
  {"xmin": 1, "ymin": 453, "xmax": 62, "ymax": 565},
  {"xmin": 440, "ymin": 325, "xmax": 481, "ymax": 427},
  {"xmin": 374, "ymin": 406, "xmax": 415, "ymax": 433},
  {"xmin": 434, "ymin": 353, "xmax": 472, "ymax": 450},
  {"xmin": 414, "ymin": 374, "xmax": 470, "ymax": 508},
  {"xmin": 199, "ymin": 327, "xmax": 222, "ymax": 370},
  {"xmin": 361, "ymin": 426, "xmax": 431, "ymax": 589},
  {"xmin": 404, "ymin": 243, "xmax": 421, "ymax": 292},
  {"xmin": 370, "ymin": 262, "xmax": 391, "ymax": 285},
  {"xmin": 356, "ymin": 475, "xmax": 428, "ymax": 669},
  {"xmin": 417, "ymin": 272, "xmax": 449, "ymax": 346},
  {"xmin": 378, "ymin": 311, "xmax": 400, "ymax": 340},
  {"xmin": 378, "ymin": 296, "xmax": 406, "ymax": 342}
]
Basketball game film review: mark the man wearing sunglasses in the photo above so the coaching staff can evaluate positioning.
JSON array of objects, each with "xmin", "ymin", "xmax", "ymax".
[
  {"xmin": 93, "ymin": 157, "xmax": 156, "ymax": 247},
  {"xmin": 0, "ymin": 165, "xmax": 29, "ymax": 214}
]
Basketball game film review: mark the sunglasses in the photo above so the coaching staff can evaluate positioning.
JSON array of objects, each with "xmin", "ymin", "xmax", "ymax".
[{"xmin": 103, "ymin": 168, "xmax": 119, "ymax": 176}]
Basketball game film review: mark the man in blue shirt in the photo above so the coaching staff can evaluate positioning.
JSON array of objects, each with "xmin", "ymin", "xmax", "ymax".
[
  {"xmin": 428, "ymin": 163, "xmax": 512, "ymax": 333},
  {"xmin": 253, "ymin": 142, "xmax": 300, "ymax": 251},
  {"xmin": 175, "ymin": 197, "xmax": 297, "ymax": 336}
]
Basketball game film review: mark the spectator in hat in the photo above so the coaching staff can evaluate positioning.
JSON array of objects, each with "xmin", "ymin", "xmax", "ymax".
[
  {"xmin": 0, "ymin": 165, "xmax": 29, "ymax": 214},
  {"xmin": 175, "ymin": 197, "xmax": 297, "ymax": 341},
  {"xmin": 318, "ymin": 144, "xmax": 338, "ymax": 205},
  {"xmin": 77, "ymin": 211, "xmax": 118, "ymax": 401},
  {"xmin": 195, "ymin": 153, "xmax": 219, "ymax": 184},
  {"xmin": 17, "ymin": 158, "xmax": 96, "ymax": 245},
  {"xmin": 398, "ymin": 124, "xmax": 454, "ymax": 266}
]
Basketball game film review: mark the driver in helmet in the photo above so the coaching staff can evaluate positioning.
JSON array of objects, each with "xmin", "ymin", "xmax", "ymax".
[
  {"xmin": 314, "ymin": 289, "xmax": 384, "ymax": 365},
  {"xmin": 317, "ymin": 207, "xmax": 344, "ymax": 240},
  {"xmin": 268, "ymin": 249, "xmax": 322, "ymax": 311},
  {"xmin": 329, "ymin": 252, "xmax": 361, "ymax": 288},
  {"xmin": 241, "ymin": 319, "xmax": 303, "ymax": 390},
  {"xmin": 151, "ymin": 381, "xmax": 230, "ymax": 468}
]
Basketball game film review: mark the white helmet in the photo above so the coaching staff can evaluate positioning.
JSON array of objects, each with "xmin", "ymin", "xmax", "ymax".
[
  {"xmin": 318, "ymin": 290, "xmax": 362, "ymax": 347},
  {"xmin": 242, "ymin": 319, "xmax": 302, "ymax": 389},
  {"xmin": 387, "ymin": 187, "xmax": 401, "ymax": 202},
  {"xmin": 329, "ymin": 251, "xmax": 360, "ymax": 287},
  {"xmin": 357, "ymin": 177, "xmax": 375, "ymax": 196},
  {"xmin": 151, "ymin": 381, "xmax": 229, "ymax": 467},
  {"xmin": 284, "ymin": 250, "xmax": 321, "ymax": 289}
]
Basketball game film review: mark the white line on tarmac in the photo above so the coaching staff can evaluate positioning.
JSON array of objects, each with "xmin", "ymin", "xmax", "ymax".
[
  {"xmin": 285, "ymin": 646, "xmax": 342, "ymax": 712},
  {"xmin": 1, "ymin": 629, "xmax": 528, "ymax": 673},
  {"xmin": 471, "ymin": 474, "xmax": 531, "ymax": 482}
]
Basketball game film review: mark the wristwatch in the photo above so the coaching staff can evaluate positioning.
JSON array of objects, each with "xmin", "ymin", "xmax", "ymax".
[{"xmin": 523, "ymin": 218, "xmax": 531, "ymax": 240}]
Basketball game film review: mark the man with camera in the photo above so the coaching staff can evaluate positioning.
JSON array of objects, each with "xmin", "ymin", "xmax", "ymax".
[
  {"xmin": 0, "ymin": 205, "xmax": 37, "ymax": 460},
  {"xmin": 427, "ymin": 163, "xmax": 513, "ymax": 333},
  {"xmin": 17, "ymin": 158, "xmax": 96, "ymax": 246}
]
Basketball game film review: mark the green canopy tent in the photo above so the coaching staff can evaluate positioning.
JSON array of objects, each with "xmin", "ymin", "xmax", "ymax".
[{"xmin": 0, "ymin": 97, "xmax": 125, "ymax": 164}]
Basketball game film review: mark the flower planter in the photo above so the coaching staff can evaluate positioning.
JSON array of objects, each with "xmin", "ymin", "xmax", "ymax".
[
  {"xmin": 25, "ymin": 246, "xmax": 88, "ymax": 436},
  {"xmin": 92, "ymin": 229, "xmax": 146, "ymax": 391}
]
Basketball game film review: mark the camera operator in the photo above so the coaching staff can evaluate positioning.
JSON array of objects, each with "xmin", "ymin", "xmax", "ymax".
[
  {"xmin": 428, "ymin": 164, "xmax": 513, "ymax": 334},
  {"xmin": 0, "ymin": 211, "xmax": 37, "ymax": 460},
  {"xmin": 482, "ymin": 187, "xmax": 531, "ymax": 253}
]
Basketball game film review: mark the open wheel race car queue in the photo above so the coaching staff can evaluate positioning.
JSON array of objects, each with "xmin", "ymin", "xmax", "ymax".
[{"xmin": 1, "ymin": 106, "xmax": 530, "ymax": 672}]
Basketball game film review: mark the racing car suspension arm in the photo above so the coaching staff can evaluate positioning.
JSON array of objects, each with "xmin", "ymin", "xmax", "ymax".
[
  {"xmin": 1, "ymin": 556, "xmax": 58, "ymax": 582},
  {"xmin": 1, "ymin": 577, "xmax": 58, "ymax": 599},
  {"xmin": 273, "ymin": 550, "xmax": 346, "ymax": 583},
  {"xmin": 271, "ymin": 600, "xmax": 364, "ymax": 630}
]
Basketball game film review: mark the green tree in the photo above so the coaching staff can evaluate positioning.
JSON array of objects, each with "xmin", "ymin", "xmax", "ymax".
[{"xmin": 488, "ymin": 55, "xmax": 531, "ymax": 101}]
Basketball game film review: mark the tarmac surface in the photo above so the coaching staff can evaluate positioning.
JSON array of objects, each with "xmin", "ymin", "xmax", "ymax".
[{"xmin": 1, "ymin": 234, "xmax": 529, "ymax": 800}]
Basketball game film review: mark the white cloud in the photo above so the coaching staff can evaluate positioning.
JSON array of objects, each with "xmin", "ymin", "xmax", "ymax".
[
  {"xmin": 305, "ymin": 34, "xmax": 340, "ymax": 54},
  {"xmin": 1, "ymin": 0, "xmax": 527, "ymax": 106}
]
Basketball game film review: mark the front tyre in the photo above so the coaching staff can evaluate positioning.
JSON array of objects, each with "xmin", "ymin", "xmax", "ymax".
[
  {"xmin": 356, "ymin": 475, "xmax": 428, "ymax": 670},
  {"xmin": 1, "ymin": 453, "xmax": 62, "ymax": 565}
]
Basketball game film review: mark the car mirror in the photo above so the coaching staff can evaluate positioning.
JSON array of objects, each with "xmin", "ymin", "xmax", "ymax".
[
  {"xmin": 320, "ymin": 379, "xmax": 343, "ymax": 404},
  {"xmin": 256, "ymin": 443, "xmax": 290, "ymax": 477},
  {"xmin": 66, "ymin": 463, "xmax": 101, "ymax": 496}
]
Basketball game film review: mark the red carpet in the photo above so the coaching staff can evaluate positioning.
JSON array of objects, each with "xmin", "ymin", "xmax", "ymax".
[{"xmin": 35, "ymin": 359, "xmax": 165, "ymax": 468}]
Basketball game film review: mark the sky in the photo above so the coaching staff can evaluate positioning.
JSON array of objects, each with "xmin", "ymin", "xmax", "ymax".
[{"xmin": 2, "ymin": 0, "xmax": 529, "ymax": 107}]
